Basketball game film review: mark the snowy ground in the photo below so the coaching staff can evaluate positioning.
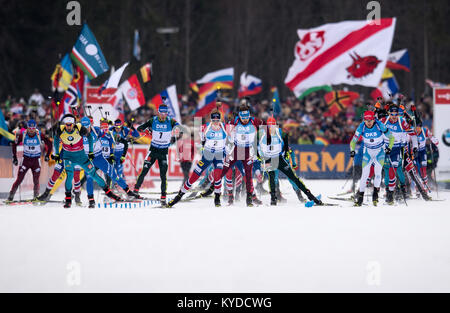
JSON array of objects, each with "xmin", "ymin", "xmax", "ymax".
[{"xmin": 1, "ymin": 179, "xmax": 450, "ymax": 293}]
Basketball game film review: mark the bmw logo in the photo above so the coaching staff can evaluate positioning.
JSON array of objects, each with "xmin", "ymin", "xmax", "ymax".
[
  {"xmin": 370, "ymin": 139, "xmax": 374, "ymax": 143},
  {"xmin": 68, "ymin": 136, "xmax": 74, "ymax": 141},
  {"xmin": 443, "ymin": 129, "xmax": 450, "ymax": 147}
]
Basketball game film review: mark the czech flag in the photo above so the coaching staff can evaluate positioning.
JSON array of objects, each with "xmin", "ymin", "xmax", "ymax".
[
  {"xmin": 238, "ymin": 72, "xmax": 262, "ymax": 98},
  {"xmin": 386, "ymin": 49, "xmax": 410, "ymax": 72}
]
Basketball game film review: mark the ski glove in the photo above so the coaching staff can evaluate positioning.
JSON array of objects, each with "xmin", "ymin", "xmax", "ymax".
[
  {"xmin": 88, "ymin": 152, "xmax": 95, "ymax": 161},
  {"xmin": 44, "ymin": 155, "xmax": 50, "ymax": 162},
  {"xmin": 120, "ymin": 155, "xmax": 126, "ymax": 164},
  {"xmin": 13, "ymin": 156, "xmax": 18, "ymax": 166},
  {"xmin": 52, "ymin": 154, "xmax": 60, "ymax": 162},
  {"xmin": 108, "ymin": 154, "xmax": 115, "ymax": 164},
  {"xmin": 385, "ymin": 147, "xmax": 391, "ymax": 155},
  {"xmin": 350, "ymin": 151, "xmax": 356, "ymax": 158}
]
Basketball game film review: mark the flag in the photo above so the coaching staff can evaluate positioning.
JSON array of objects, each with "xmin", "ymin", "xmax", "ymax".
[
  {"xmin": 106, "ymin": 89, "xmax": 125, "ymax": 122},
  {"xmin": 285, "ymin": 18, "xmax": 396, "ymax": 97},
  {"xmin": 133, "ymin": 29, "xmax": 141, "ymax": 61},
  {"xmin": 271, "ymin": 87, "xmax": 281, "ymax": 117},
  {"xmin": 323, "ymin": 90, "xmax": 360, "ymax": 117},
  {"xmin": 189, "ymin": 82, "xmax": 199, "ymax": 93},
  {"xmin": 0, "ymin": 109, "xmax": 15, "ymax": 141},
  {"xmin": 196, "ymin": 68, "xmax": 234, "ymax": 110},
  {"xmin": 70, "ymin": 24, "xmax": 109, "ymax": 79},
  {"xmin": 140, "ymin": 63, "xmax": 152, "ymax": 83},
  {"xmin": 386, "ymin": 49, "xmax": 410, "ymax": 72},
  {"xmin": 51, "ymin": 53, "xmax": 74, "ymax": 92},
  {"xmin": 196, "ymin": 67, "xmax": 234, "ymax": 84},
  {"xmin": 194, "ymin": 101, "xmax": 230, "ymax": 118},
  {"xmin": 149, "ymin": 85, "xmax": 181, "ymax": 122},
  {"xmin": 298, "ymin": 85, "xmax": 332, "ymax": 99},
  {"xmin": 197, "ymin": 81, "xmax": 233, "ymax": 109},
  {"xmin": 98, "ymin": 62, "xmax": 129, "ymax": 94},
  {"xmin": 314, "ymin": 136, "xmax": 329, "ymax": 146},
  {"xmin": 371, "ymin": 76, "xmax": 399, "ymax": 100},
  {"xmin": 425, "ymin": 79, "xmax": 449, "ymax": 89},
  {"xmin": 60, "ymin": 67, "xmax": 85, "ymax": 118},
  {"xmin": 381, "ymin": 68, "xmax": 394, "ymax": 79},
  {"xmin": 120, "ymin": 74, "xmax": 146, "ymax": 111},
  {"xmin": 238, "ymin": 72, "xmax": 262, "ymax": 98}
]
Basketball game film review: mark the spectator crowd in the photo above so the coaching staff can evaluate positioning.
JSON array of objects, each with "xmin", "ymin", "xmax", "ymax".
[{"xmin": 0, "ymin": 88, "xmax": 435, "ymax": 146}]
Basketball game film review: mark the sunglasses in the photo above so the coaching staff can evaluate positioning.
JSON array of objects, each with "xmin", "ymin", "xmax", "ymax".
[{"xmin": 390, "ymin": 112, "xmax": 399, "ymax": 116}]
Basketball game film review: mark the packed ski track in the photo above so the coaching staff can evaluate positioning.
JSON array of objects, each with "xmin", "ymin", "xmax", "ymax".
[{"xmin": 1, "ymin": 179, "xmax": 450, "ymax": 292}]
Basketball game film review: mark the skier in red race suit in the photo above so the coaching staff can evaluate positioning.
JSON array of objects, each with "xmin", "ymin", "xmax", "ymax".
[
  {"xmin": 201, "ymin": 101, "xmax": 264, "ymax": 207},
  {"xmin": 8, "ymin": 120, "xmax": 52, "ymax": 202}
]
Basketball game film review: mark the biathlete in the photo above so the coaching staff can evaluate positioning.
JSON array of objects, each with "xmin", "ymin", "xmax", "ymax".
[
  {"xmin": 8, "ymin": 120, "xmax": 52, "ymax": 202},
  {"xmin": 258, "ymin": 116, "xmax": 323, "ymax": 206},
  {"xmin": 134, "ymin": 102, "xmax": 182, "ymax": 206},
  {"xmin": 52, "ymin": 114, "xmax": 122, "ymax": 208},
  {"xmin": 168, "ymin": 108, "xmax": 226, "ymax": 207},
  {"xmin": 350, "ymin": 111, "xmax": 394, "ymax": 206}
]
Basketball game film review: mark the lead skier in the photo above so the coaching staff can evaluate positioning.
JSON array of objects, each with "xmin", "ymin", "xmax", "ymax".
[{"xmin": 350, "ymin": 110, "xmax": 394, "ymax": 206}]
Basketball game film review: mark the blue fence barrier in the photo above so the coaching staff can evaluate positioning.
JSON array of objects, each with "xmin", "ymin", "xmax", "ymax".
[{"xmin": 290, "ymin": 144, "xmax": 352, "ymax": 179}]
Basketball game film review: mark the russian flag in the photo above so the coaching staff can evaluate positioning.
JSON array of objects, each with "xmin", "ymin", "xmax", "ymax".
[
  {"xmin": 238, "ymin": 72, "xmax": 262, "ymax": 98},
  {"xmin": 386, "ymin": 49, "xmax": 410, "ymax": 72},
  {"xmin": 196, "ymin": 67, "xmax": 234, "ymax": 84}
]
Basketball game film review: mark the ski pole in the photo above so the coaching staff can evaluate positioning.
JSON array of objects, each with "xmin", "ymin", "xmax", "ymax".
[{"xmin": 429, "ymin": 142, "xmax": 439, "ymax": 199}]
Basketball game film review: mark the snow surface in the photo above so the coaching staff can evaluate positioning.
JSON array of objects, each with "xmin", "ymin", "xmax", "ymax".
[{"xmin": 1, "ymin": 179, "xmax": 450, "ymax": 293}]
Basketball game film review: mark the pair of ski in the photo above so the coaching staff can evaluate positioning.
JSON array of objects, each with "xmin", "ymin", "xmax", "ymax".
[
  {"xmin": 305, "ymin": 195, "xmax": 340, "ymax": 207},
  {"xmin": 4, "ymin": 199, "xmax": 63, "ymax": 206}
]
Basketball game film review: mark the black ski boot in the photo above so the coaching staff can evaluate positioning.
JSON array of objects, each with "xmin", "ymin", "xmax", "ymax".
[
  {"xmin": 246, "ymin": 193, "xmax": 253, "ymax": 207},
  {"xmin": 88, "ymin": 194, "xmax": 95, "ymax": 209},
  {"xmin": 201, "ymin": 185, "xmax": 214, "ymax": 198},
  {"xmin": 256, "ymin": 182, "xmax": 268, "ymax": 195},
  {"xmin": 252, "ymin": 194, "xmax": 262, "ymax": 205},
  {"xmin": 295, "ymin": 189, "xmax": 305, "ymax": 202},
  {"xmin": 214, "ymin": 193, "xmax": 221, "ymax": 207},
  {"xmin": 276, "ymin": 186, "xmax": 287, "ymax": 203},
  {"xmin": 64, "ymin": 191, "xmax": 72, "ymax": 208},
  {"xmin": 400, "ymin": 184, "xmax": 409, "ymax": 199},
  {"xmin": 305, "ymin": 189, "xmax": 323, "ymax": 205},
  {"xmin": 37, "ymin": 188, "xmax": 51, "ymax": 202},
  {"xmin": 125, "ymin": 187, "xmax": 142, "ymax": 200},
  {"xmin": 386, "ymin": 189, "xmax": 394, "ymax": 205},
  {"xmin": 103, "ymin": 187, "xmax": 122, "ymax": 201},
  {"xmin": 354, "ymin": 191, "xmax": 364, "ymax": 207},
  {"xmin": 160, "ymin": 195, "xmax": 167, "ymax": 207},
  {"xmin": 270, "ymin": 192, "xmax": 277, "ymax": 206},
  {"xmin": 227, "ymin": 192, "xmax": 234, "ymax": 205},
  {"xmin": 7, "ymin": 190, "xmax": 15, "ymax": 202},
  {"xmin": 372, "ymin": 187, "xmax": 379, "ymax": 206},
  {"xmin": 168, "ymin": 191, "xmax": 184, "ymax": 207},
  {"xmin": 74, "ymin": 191, "xmax": 82, "ymax": 206},
  {"xmin": 235, "ymin": 185, "xmax": 242, "ymax": 202}
]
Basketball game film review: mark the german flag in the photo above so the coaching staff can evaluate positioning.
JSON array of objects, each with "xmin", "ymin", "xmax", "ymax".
[
  {"xmin": 323, "ymin": 90, "xmax": 359, "ymax": 117},
  {"xmin": 140, "ymin": 63, "xmax": 152, "ymax": 83}
]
